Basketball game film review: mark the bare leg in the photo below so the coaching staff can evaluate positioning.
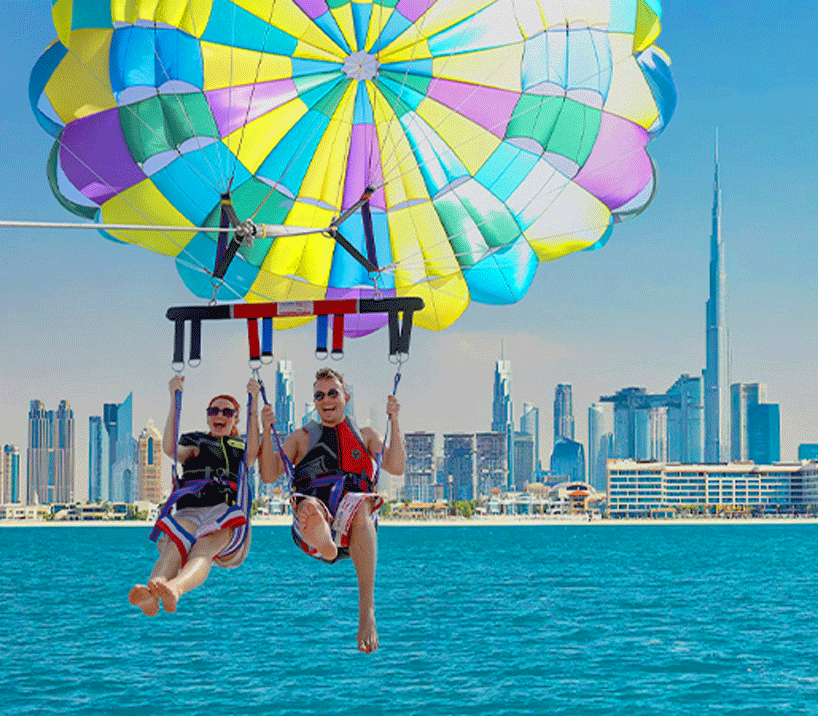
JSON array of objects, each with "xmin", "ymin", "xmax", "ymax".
[
  {"xmin": 149, "ymin": 527, "xmax": 232, "ymax": 613},
  {"xmin": 297, "ymin": 498, "xmax": 338, "ymax": 561},
  {"xmin": 129, "ymin": 523, "xmax": 188, "ymax": 616},
  {"xmin": 348, "ymin": 502, "xmax": 378, "ymax": 654}
]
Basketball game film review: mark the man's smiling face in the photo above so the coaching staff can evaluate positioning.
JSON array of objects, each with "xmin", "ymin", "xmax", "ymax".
[{"xmin": 313, "ymin": 378, "xmax": 349, "ymax": 427}]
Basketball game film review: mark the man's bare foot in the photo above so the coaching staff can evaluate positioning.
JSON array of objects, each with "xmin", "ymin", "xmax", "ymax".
[
  {"xmin": 299, "ymin": 501, "xmax": 338, "ymax": 561},
  {"xmin": 358, "ymin": 606, "xmax": 379, "ymax": 654},
  {"xmin": 149, "ymin": 577, "xmax": 180, "ymax": 613},
  {"xmin": 128, "ymin": 584, "xmax": 159, "ymax": 616}
]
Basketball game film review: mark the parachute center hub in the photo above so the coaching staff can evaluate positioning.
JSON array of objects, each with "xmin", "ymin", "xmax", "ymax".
[{"xmin": 342, "ymin": 51, "xmax": 379, "ymax": 81}]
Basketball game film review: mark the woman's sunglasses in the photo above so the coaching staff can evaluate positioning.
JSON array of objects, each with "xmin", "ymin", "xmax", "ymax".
[
  {"xmin": 313, "ymin": 388, "xmax": 340, "ymax": 401},
  {"xmin": 207, "ymin": 407, "xmax": 236, "ymax": 418}
]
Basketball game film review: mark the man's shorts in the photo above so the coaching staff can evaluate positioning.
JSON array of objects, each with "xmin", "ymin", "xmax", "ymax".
[{"xmin": 290, "ymin": 491, "xmax": 383, "ymax": 564}]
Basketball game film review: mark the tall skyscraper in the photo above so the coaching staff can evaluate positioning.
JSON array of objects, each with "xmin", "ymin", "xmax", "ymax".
[
  {"xmin": 275, "ymin": 360, "xmax": 296, "ymax": 436},
  {"xmin": 405, "ymin": 432, "xmax": 435, "ymax": 502},
  {"xmin": 138, "ymin": 419, "xmax": 163, "ymax": 502},
  {"xmin": 2, "ymin": 445, "xmax": 21, "ymax": 503},
  {"xmin": 476, "ymin": 432, "xmax": 507, "ymax": 495},
  {"xmin": 666, "ymin": 375, "xmax": 704, "ymax": 463},
  {"xmin": 443, "ymin": 433, "xmax": 474, "ymax": 501},
  {"xmin": 550, "ymin": 438, "xmax": 585, "ymax": 483},
  {"xmin": 88, "ymin": 416, "xmax": 109, "ymax": 502},
  {"xmin": 492, "ymin": 360, "xmax": 513, "ymax": 433},
  {"xmin": 588, "ymin": 403, "xmax": 612, "ymax": 492},
  {"xmin": 520, "ymin": 402, "xmax": 540, "ymax": 475},
  {"xmin": 703, "ymin": 132, "xmax": 730, "ymax": 463},
  {"xmin": 104, "ymin": 393, "xmax": 137, "ymax": 503},
  {"xmin": 345, "ymin": 383, "xmax": 355, "ymax": 418},
  {"xmin": 798, "ymin": 444, "xmax": 818, "ymax": 461},
  {"xmin": 513, "ymin": 431, "xmax": 534, "ymax": 490},
  {"xmin": 27, "ymin": 400, "xmax": 75, "ymax": 504},
  {"xmin": 553, "ymin": 384, "xmax": 574, "ymax": 443},
  {"xmin": 641, "ymin": 407, "xmax": 667, "ymax": 462},
  {"xmin": 303, "ymin": 402, "xmax": 318, "ymax": 426},
  {"xmin": 601, "ymin": 388, "xmax": 668, "ymax": 459},
  {"xmin": 730, "ymin": 383, "xmax": 767, "ymax": 461},
  {"xmin": 748, "ymin": 403, "xmax": 780, "ymax": 464}
]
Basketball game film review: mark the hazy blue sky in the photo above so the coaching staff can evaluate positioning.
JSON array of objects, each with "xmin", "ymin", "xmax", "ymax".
[{"xmin": 2, "ymin": 1, "xmax": 817, "ymax": 498}]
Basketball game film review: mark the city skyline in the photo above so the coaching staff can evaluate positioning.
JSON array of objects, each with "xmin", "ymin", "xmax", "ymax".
[
  {"xmin": 6, "ymin": 361, "xmax": 790, "ymax": 506},
  {"xmin": 2, "ymin": 2, "xmax": 818, "ymax": 490}
]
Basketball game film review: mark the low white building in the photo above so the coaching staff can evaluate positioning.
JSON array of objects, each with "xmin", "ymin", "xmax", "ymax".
[
  {"xmin": 607, "ymin": 459, "xmax": 818, "ymax": 518},
  {"xmin": 484, "ymin": 482, "xmax": 605, "ymax": 516}
]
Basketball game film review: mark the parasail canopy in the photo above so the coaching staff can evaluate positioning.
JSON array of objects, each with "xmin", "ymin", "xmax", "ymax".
[{"xmin": 31, "ymin": 0, "xmax": 676, "ymax": 336}]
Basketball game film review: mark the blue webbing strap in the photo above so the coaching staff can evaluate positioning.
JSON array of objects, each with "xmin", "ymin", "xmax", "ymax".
[
  {"xmin": 150, "ymin": 387, "xmax": 183, "ymax": 542},
  {"xmin": 172, "ymin": 388, "xmax": 182, "ymax": 489},
  {"xmin": 261, "ymin": 317, "xmax": 273, "ymax": 363},
  {"xmin": 315, "ymin": 314, "xmax": 329, "ymax": 358},
  {"xmin": 259, "ymin": 380, "xmax": 295, "ymax": 490},
  {"xmin": 374, "ymin": 368, "xmax": 402, "ymax": 486},
  {"xmin": 219, "ymin": 391, "xmax": 253, "ymax": 558}
]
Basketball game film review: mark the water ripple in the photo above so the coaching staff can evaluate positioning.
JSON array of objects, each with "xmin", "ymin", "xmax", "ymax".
[{"xmin": 3, "ymin": 523, "xmax": 818, "ymax": 715}]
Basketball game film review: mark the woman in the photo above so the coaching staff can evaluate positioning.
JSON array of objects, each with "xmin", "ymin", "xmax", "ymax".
[{"xmin": 128, "ymin": 375, "xmax": 260, "ymax": 615}]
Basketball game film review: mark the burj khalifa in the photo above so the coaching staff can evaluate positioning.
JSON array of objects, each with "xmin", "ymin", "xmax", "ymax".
[{"xmin": 703, "ymin": 132, "xmax": 730, "ymax": 463}]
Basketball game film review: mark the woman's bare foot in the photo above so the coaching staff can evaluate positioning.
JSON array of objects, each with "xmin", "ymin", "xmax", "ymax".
[
  {"xmin": 358, "ymin": 606, "xmax": 379, "ymax": 654},
  {"xmin": 128, "ymin": 584, "xmax": 159, "ymax": 616},
  {"xmin": 149, "ymin": 577, "xmax": 180, "ymax": 613},
  {"xmin": 299, "ymin": 501, "xmax": 338, "ymax": 561}
]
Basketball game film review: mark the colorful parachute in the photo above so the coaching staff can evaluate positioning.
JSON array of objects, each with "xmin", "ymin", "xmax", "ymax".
[{"xmin": 31, "ymin": 0, "xmax": 675, "ymax": 335}]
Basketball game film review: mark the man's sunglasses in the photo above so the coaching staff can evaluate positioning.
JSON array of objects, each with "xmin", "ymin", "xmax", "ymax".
[
  {"xmin": 313, "ymin": 388, "xmax": 340, "ymax": 401},
  {"xmin": 207, "ymin": 407, "xmax": 236, "ymax": 417}
]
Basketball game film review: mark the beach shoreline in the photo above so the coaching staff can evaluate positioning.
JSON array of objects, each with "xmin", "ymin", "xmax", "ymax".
[{"xmin": 3, "ymin": 515, "xmax": 818, "ymax": 527}]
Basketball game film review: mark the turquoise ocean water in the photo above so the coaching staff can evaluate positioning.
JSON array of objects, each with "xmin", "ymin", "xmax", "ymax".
[{"xmin": 3, "ymin": 523, "xmax": 818, "ymax": 715}]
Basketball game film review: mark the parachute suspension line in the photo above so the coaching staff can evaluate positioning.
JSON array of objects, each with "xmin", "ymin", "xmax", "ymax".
[
  {"xmin": 374, "ymin": 0, "xmax": 501, "ymax": 191},
  {"xmin": 376, "ymin": 19, "xmax": 642, "ymax": 196},
  {"xmin": 364, "ymin": 0, "xmax": 395, "ymax": 195},
  {"xmin": 223, "ymin": 0, "xmax": 240, "ymax": 184},
  {"xmin": 225, "ymin": 0, "xmax": 283, "ymax": 189},
  {"xmin": 145, "ymin": 20, "xmax": 227, "ymax": 193},
  {"xmin": 248, "ymin": 54, "xmax": 352, "ymax": 224},
  {"xmin": 367, "ymin": 0, "xmax": 437, "ymax": 187},
  {"xmin": 39, "ymin": 133, "xmax": 218, "ymax": 277},
  {"xmin": 53, "ymin": 34, "xmax": 226, "ymax": 198},
  {"xmin": 371, "ymin": 196, "xmax": 618, "ymax": 284}
]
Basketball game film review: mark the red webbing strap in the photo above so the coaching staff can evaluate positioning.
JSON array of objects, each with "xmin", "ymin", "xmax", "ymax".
[
  {"xmin": 247, "ymin": 318, "xmax": 260, "ymax": 362},
  {"xmin": 332, "ymin": 314, "xmax": 344, "ymax": 356}
]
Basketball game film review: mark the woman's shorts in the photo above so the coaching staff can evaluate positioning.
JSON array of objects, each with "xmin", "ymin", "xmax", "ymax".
[{"xmin": 157, "ymin": 503, "xmax": 251, "ymax": 569}]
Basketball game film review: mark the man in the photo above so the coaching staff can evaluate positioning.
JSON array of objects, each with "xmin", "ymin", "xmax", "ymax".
[{"xmin": 260, "ymin": 367, "xmax": 404, "ymax": 653}]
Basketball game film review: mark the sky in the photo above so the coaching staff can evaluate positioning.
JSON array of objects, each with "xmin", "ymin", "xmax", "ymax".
[{"xmin": 1, "ymin": 1, "xmax": 817, "ymax": 501}]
